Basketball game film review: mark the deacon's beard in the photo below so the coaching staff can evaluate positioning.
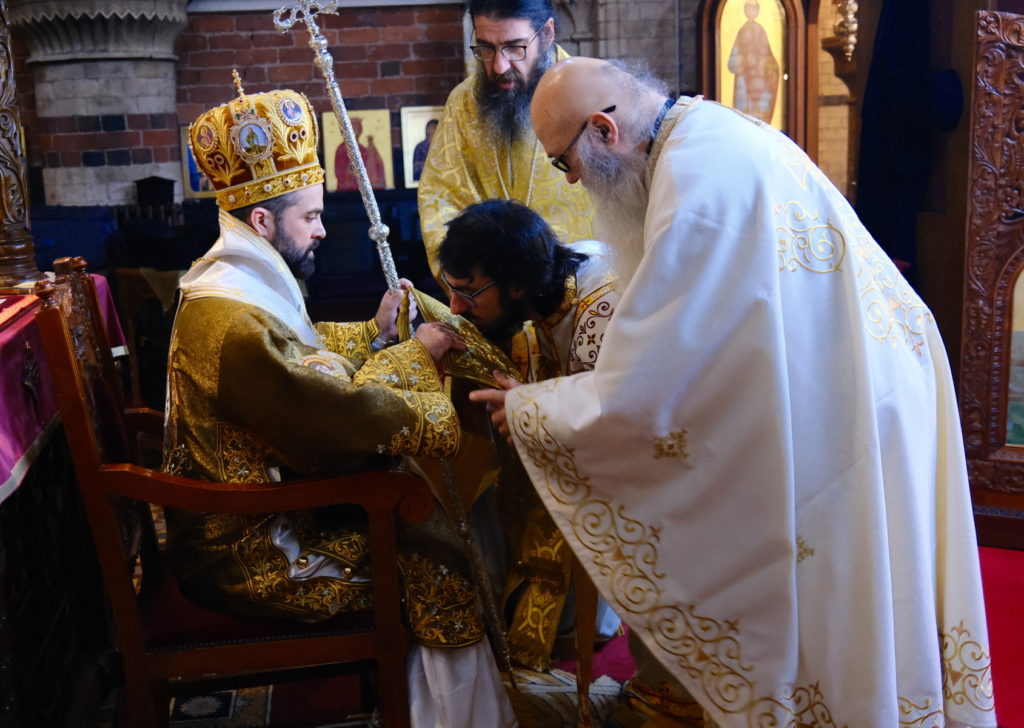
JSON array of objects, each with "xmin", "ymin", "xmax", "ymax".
[
  {"xmin": 576, "ymin": 132, "xmax": 650, "ymax": 285},
  {"xmin": 470, "ymin": 289, "xmax": 529, "ymax": 346},
  {"xmin": 474, "ymin": 44, "xmax": 552, "ymax": 146}
]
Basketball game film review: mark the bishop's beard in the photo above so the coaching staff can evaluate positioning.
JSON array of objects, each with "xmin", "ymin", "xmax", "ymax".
[
  {"xmin": 474, "ymin": 46, "xmax": 552, "ymax": 147},
  {"xmin": 576, "ymin": 131, "xmax": 651, "ymax": 286}
]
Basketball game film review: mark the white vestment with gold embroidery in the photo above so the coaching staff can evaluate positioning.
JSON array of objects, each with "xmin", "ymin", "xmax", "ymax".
[{"xmin": 506, "ymin": 98, "xmax": 996, "ymax": 727}]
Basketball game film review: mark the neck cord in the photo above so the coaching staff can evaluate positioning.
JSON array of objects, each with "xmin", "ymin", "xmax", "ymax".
[{"xmin": 646, "ymin": 97, "xmax": 676, "ymax": 155}]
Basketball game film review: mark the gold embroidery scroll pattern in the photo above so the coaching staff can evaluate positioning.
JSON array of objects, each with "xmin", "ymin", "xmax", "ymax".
[
  {"xmin": 941, "ymin": 620, "xmax": 995, "ymax": 713},
  {"xmin": 812, "ymin": 175, "xmax": 932, "ymax": 355},
  {"xmin": 775, "ymin": 135, "xmax": 815, "ymax": 191},
  {"xmin": 375, "ymin": 346, "xmax": 436, "ymax": 392},
  {"xmin": 506, "ymin": 525, "xmax": 571, "ymax": 669},
  {"xmin": 386, "ymin": 391, "xmax": 459, "ymax": 458},
  {"xmin": 305, "ymin": 530, "xmax": 370, "ymax": 574},
  {"xmin": 571, "ymin": 286, "xmax": 616, "ymax": 371},
  {"xmin": 509, "ymin": 388, "xmax": 840, "ymax": 724},
  {"xmin": 235, "ymin": 526, "xmax": 372, "ymax": 618},
  {"xmin": 796, "ymin": 536, "xmax": 814, "ymax": 563},
  {"xmin": 398, "ymin": 553, "xmax": 483, "ymax": 647},
  {"xmin": 653, "ymin": 430, "xmax": 689, "ymax": 460},
  {"xmin": 506, "ymin": 582, "xmax": 565, "ymax": 669},
  {"xmin": 217, "ymin": 424, "xmax": 270, "ymax": 483},
  {"xmin": 776, "ymin": 200, "xmax": 846, "ymax": 275},
  {"xmin": 317, "ymin": 321, "xmax": 373, "ymax": 363},
  {"xmin": 163, "ymin": 443, "xmax": 197, "ymax": 478},
  {"xmin": 897, "ymin": 697, "xmax": 943, "ymax": 728},
  {"xmin": 851, "ymin": 234, "xmax": 931, "ymax": 354}
]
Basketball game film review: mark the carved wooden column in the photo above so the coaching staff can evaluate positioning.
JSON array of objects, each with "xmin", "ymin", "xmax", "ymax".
[
  {"xmin": 0, "ymin": 0, "xmax": 39, "ymax": 286},
  {"xmin": 959, "ymin": 11, "xmax": 1024, "ymax": 544}
]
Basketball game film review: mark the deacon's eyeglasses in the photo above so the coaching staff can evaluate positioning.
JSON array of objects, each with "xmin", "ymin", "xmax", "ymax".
[
  {"xmin": 441, "ymin": 272, "xmax": 498, "ymax": 306},
  {"xmin": 470, "ymin": 28, "xmax": 542, "ymax": 63},
  {"xmin": 551, "ymin": 105, "xmax": 616, "ymax": 173}
]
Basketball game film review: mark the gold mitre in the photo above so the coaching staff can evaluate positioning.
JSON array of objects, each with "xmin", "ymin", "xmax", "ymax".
[{"xmin": 189, "ymin": 73, "xmax": 325, "ymax": 211}]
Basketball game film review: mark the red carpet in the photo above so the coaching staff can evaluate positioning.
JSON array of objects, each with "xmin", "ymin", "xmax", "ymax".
[{"xmin": 980, "ymin": 546, "xmax": 1024, "ymax": 727}]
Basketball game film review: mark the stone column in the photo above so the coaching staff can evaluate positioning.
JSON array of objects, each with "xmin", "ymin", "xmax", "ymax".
[
  {"xmin": 9, "ymin": 0, "xmax": 187, "ymax": 206},
  {"xmin": 0, "ymin": 0, "xmax": 39, "ymax": 286}
]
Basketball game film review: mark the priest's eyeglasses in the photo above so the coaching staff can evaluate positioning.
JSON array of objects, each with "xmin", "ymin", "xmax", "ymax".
[
  {"xmin": 441, "ymin": 272, "xmax": 498, "ymax": 305},
  {"xmin": 470, "ymin": 28, "xmax": 542, "ymax": 63},
  {"xmin": 551, "ymin": 106, "xmax": 616, "ymax": 173}
]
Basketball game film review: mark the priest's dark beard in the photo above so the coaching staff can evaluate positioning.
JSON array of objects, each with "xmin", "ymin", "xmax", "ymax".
[
  {"xmin": 474, "ymin": 47, "xmax": 552, "ymax": 146},
  {"xmin": 576, "ymin": 131, "xmax": 650, "ymax": 285}
]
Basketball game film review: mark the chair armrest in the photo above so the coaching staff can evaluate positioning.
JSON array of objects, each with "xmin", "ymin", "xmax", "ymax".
[
  {"xmin": 98, "ymin": 465, "xmax": 435, "ymax": 525},
  {"xmin": 123, "ymin": 408, "xmax": 164, "ymax": 440}
]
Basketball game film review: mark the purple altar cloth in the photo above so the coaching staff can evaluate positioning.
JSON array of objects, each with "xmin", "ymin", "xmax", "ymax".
[{"xmin": 0, "ymin": 275, "xmax": 126, "ymax": 501}]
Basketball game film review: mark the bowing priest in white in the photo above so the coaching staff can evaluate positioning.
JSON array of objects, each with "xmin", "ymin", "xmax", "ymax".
[{"xmin": 473, "ymin": 57, "xmax": 997, "ymax": 727}]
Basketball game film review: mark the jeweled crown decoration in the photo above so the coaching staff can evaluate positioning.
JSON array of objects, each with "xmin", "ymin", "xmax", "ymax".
[{"xmin": 189, "ymin": 73, "xmax": 324, "ymax": 211}]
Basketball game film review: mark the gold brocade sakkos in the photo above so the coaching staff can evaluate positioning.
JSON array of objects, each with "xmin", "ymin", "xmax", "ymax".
[{"xmin": 162, "ymin": 295, "xmax": 480, "ymax": 647}]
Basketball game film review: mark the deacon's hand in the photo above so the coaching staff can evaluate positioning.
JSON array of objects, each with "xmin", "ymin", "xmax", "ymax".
[
  {"xmin": 375, "ymin": 278, "xmax": 417, "ymax": 342},
  {"xmin": 415, "ymin": 322, "xmax": 465, "ymax": 363},
  {"xmin": 468, "ymin": 371, "xmax": 521, "ymax": 443}
]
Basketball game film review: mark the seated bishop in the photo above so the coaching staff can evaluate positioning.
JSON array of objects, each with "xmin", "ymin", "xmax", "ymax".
[{"xmin": 161, "ymin": 79, "xmax": 516, "ymax": 727}]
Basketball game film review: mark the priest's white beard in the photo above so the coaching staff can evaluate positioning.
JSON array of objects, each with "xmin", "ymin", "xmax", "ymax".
[{"xmin": 576, "ymin": 132, "xmax": 650, "ymax": 285}]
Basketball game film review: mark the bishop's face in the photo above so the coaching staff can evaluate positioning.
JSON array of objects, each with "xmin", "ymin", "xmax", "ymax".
[{"xmin": 268, "ymin": 184, "xmax": 326, "ymax": 280}]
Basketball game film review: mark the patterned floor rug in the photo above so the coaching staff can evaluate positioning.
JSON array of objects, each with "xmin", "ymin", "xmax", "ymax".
[
  {"xmin": 507, "ymin": 668, "xmax": 625, "ymax": 728},
  {"xmin": 169, "ymin": 685, "xmax": 374, "ymax": 728},
  {"xmin": 165, "ymin": 668, "xmax": 625, "ymax": 728}
]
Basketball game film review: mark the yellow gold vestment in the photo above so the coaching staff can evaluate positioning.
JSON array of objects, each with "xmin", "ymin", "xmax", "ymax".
[
  {"xmin": 162, "ymin": 297, "xmax": 482, "ymax": 648},
  {"xmin": 417, "ymin": 48, "xmax": 594, "ymax": 281}
]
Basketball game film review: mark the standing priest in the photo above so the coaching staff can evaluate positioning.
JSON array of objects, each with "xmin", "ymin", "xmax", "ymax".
[{"xmin": 418, "ymin": 0, "xmax": 593, "ymax": 281}]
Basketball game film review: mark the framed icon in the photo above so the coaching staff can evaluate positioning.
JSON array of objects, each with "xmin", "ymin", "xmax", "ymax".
[
  {"xmin": 400, "ymin": 106, "xmax": 444, "ymax": 189},
  {"xmin": 322, "ymin": 109, "xmax": 394, "ymax": 192},
  {"xmin": 180, "ymin": 126, "xmax": 216, "ymax": 199},
  {"xmin": 701, "ymin": 0, "xmax": 806, "ymax": 144}
]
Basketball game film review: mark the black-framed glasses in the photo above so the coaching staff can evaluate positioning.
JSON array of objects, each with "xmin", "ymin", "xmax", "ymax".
[
  {"xmin": 551, "ymin": 105, "xmax": 616, "ymax": 173},
  {"xmin": 470, "ymin": 28, "xmax": 542, "ymax": 63},
  {"xmin": 441, "ymin": 272, "xmax": 498, "ymax": 306}
]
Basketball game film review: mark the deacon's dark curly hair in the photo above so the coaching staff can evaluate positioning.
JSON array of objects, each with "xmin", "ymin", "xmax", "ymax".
[{"xmin": 439, "ymin": 199, "xmax": 587, "ymax": 319}]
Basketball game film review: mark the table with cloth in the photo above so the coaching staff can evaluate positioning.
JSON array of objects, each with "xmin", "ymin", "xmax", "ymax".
[{"xmin": 0, "ymin": 275, "xmax": 126, "ymax": 727}]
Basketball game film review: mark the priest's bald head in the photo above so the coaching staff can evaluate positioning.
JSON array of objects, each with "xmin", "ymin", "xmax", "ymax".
[{"xmin": 532, "ymin": 57, "xmax": 672, "ymax": 280}]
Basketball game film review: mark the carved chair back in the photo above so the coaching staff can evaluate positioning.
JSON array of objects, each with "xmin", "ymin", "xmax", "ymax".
[{"xmin": 33, "ymin": 269, "xmax": 429, "ymax": 728}]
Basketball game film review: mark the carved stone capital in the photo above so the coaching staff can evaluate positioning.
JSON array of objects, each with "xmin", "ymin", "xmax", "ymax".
[{"xmin": 8, "ymin": 0, "xmax": 188, "ymax": 64}]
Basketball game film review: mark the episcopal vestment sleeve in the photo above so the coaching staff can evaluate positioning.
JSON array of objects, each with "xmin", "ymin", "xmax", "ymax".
[{"xmin": 215, "ymin": 304, "xmax": 459, "ymax": 469}]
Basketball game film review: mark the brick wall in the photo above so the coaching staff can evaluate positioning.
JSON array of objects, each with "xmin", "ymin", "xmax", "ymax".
[
  {"xmin": 597, "ymin": 0, "xmax": 695, "ymax": 94},
  {"xmin": 175, "ymin": 7, "xmax": 466, "ymax": 150},
  {"xmin": 815, "ymin": 0, "xmax": 855, "ymax": 198},
  {"xmin": 14, "ymin": 5, "xmax": 467, "ymax": 206}
]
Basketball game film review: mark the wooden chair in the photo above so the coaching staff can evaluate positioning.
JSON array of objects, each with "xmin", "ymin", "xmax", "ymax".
[{"xmin": 33, "ymin": 272, "xmax": 433, "ymax": 728}]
